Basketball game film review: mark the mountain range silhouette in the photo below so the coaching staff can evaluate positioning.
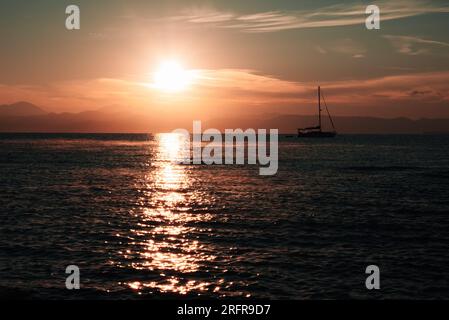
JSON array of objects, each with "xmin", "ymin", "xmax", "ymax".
[{"xmin": 0, "ymin": 102, "xmax": 448, "ymax": 134}]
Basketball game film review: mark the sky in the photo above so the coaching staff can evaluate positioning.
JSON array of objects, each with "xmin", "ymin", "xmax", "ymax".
[{"xmin": 1, "ymin": 0, "xmax": 449, "ymax": 119}]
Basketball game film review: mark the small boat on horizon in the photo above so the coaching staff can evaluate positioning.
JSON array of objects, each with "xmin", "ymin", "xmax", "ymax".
[{"xmin": 297, "ymin": 86, "xmax": 337, "ymax": 138}]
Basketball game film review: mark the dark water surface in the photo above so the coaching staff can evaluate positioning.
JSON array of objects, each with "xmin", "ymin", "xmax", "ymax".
[{"xmin": 0, "ymin": 133, "xmax": 448, "ymax": 299}]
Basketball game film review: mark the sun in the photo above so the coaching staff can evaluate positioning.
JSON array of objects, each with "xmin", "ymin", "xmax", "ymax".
[{"xmin": 153, "ymin": 60, "xmax": 194, "ymax": 92}]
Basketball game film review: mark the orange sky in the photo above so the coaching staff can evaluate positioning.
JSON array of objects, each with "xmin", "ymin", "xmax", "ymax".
[
  {"xmin": 1, "ymin": 0, "xmax": 449, "ymax": 119},
  {"xmin": 1, "ymin": 69, "xmax": 449, "ymax": 119}
]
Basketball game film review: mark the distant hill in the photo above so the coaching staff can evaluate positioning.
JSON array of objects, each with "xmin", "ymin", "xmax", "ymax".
[
  {"xmin": 0, "ymin": 102, "xmax": 47, "ymax": 117},
  {"xmin": 205, "ymin": 115, "xmax": 449, "ymax": 134},
  {"xmin": 0, "ymin": 102, "xmax": 449, "ymax": 133}
]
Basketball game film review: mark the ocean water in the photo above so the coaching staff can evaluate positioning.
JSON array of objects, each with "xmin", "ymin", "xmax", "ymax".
[{"xmin": 0, "ymin": 133, "xmax": 448, "ymax": 299}]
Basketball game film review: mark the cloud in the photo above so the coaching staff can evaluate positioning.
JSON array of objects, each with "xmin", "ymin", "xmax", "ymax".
[
  {"xmin": 321, "ymin": 71, "xmax": 449, "ymax": 106},
  {"xmin": 315, "ymin": 46, "xmax": 327, "ymax": 55},
  {"xmin": 331, "ymin": 38, "xmax": 366, "ymax": 58},
  {"xmin": 1, "ymin": 69, "xmax": 449, "ymax": 117},
  {"xmin": 315, "ymin": 39, "xmax": 366, "ymax": 58},
  {"xmin": 198, "ymin": 69, "xmax": 449, "ymax": 108},
  {"xmin": 185, "ymin": 13, "xmax": 235, "ymax": 23},
  {"xmin": 383, "ymin": 35, "xmax": 449, "ymax": 55},
  {"xmin": 174, "ymin": 0, "xmax": 449, "ymax": 33}
]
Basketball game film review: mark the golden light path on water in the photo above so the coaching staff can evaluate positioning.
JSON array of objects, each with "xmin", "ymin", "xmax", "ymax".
[{"xmin": 123, "ymin": 133, "xmax": 220, "ymax": 295}]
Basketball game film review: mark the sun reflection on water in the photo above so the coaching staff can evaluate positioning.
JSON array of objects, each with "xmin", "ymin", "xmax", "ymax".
[{"xmin": 123, "ymin": 133, "xmax": 217, "ymax": 295}]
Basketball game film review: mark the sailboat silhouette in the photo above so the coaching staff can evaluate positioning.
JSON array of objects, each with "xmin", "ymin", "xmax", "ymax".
[{"xmin": 297, "ymin": 86, "xmax": 337, "ymax": 138}]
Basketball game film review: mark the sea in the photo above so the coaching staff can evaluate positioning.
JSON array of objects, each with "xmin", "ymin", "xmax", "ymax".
[{"xmin": 0, "ymin": 133, "xmax": 448, "ymax": 299}]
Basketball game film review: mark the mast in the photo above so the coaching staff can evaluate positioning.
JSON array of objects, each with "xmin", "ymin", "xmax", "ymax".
[{"xmin": 318, "ymin": 86, "xmax": 321, "ymax": 131}]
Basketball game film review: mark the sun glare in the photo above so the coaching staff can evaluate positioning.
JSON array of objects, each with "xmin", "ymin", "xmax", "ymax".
[{"xmin": 153, "ymin": 60, "xmax": 194, "ymax": 92}]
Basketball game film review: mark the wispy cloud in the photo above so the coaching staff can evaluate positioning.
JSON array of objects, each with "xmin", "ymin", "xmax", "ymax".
[
  {"xmin": 383, "ymin": 35, "xmax": 449, "ymax": 55},
  {"xmin": 332, "ymin": 38, "xmax": 366, "ymax": 58},
  {"xmin": 2, "ymin": 69, "xmax": 449, "ymax": 117},
  {"xmin": 322, "ymin": 71, "xmax": 449, "ymax": 104},
  {"xmin": 174, "ymin": 0, "xmax": 449, "ymax": 33}
]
